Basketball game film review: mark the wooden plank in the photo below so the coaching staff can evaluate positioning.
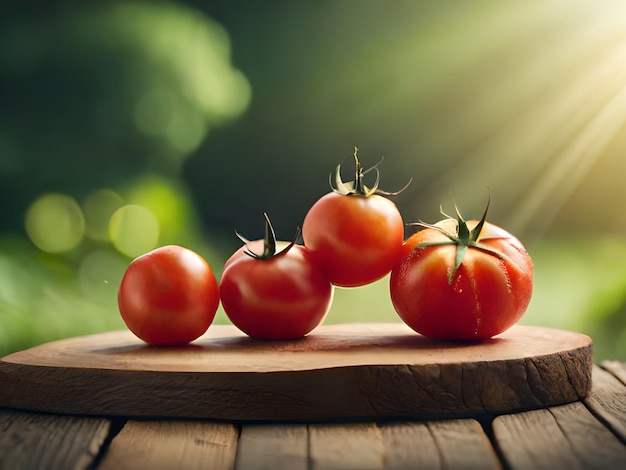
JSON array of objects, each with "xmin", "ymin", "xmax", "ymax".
[
  {"xmin": 98, "ymin": 420, "xmax": 238, "ymax": 470},
  {"xmin": 494, "ymin": 407, "xmax": 583, "ymax": 469},
  {"xmin": 379, "ymin": 421, "xmax": 442, "ymax": 469},
  {"xmin": 550, "ymin": 402, "xmax": 626, "ymax": 467},
  {"xmin": 603, "ymin": 360, "xmax": 626, "ymax": 385},
  {"xmin": 493, "ymin": 401, "xmax": 626, "ymax": 469},
  {"xmin": 380, "ymin": 420, "xmax": 500, "ymax": 469},
  {"xmin": 235, "ymin": 424, "xmax": 307, "ymax": 470},
  {"xmin": 0, "ymin": 324, "xmax": 593, "ymax": 421},
  {"xmin": 427, "ymin": 419, "xmax": 501, "ymax": 470},
  {"xmin": 584, "ymin": 363, "xmax": 626, "ymax": 442},
  {"xmin": 309, "ymin": 423, "xmax": 384, "ymax": 470},
  {"xmin": 0, "ymin": 407, "xmax": 110, "ymax": 470}
]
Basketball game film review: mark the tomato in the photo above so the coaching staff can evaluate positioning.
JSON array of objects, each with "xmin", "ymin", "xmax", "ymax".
[
  {"xmin": 302, "ymin": 148, "xmax": 407, "ymax": 287},
  {"xmin": 118, "ymin": 245, "xmax": 220, "ymax": 346},
  {"xmin": 389, "ymin": 204, "xmax": 533, "ymax": 340},
  {"xmin": 220, "ymin": 214, "xmax": 334, "ymax": 340}
]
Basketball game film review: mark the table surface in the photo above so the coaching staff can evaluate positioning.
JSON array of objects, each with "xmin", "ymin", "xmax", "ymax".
[{"xmin": 0, "ymin": 360, "xmax": 624, "ymax": 469}]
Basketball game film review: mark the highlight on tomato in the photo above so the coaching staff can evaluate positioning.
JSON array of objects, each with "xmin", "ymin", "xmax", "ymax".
[
  {"xmin": 220, "ymin": 213, "xmax": 334, "ymax": 340},
  {"xmin": 302, "ymin": 147, "xmax": 409, "ymax": 287},
  {"xmin": 389, "ymin": 198, "xmax": 533, "ymax": 340},
  {"xmin": 117, "ymin": 245, "xmax": 220, "ymax": 346}
]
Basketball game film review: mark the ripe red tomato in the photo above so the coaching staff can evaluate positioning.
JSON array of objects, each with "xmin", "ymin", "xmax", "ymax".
[
  {"xmin": 118, "ymin": 245, "xmax": 220, "ymax": 346},
  {"xmin": 389, "ymin": 206, "xmax": 533, "ymax": 340},
  {"xmin": 220, "ymin": 215, "xmax": 334, "ymax": 340},
  {"xmin": 302, "ymin": 148, "xmax": 406, "ymax": 287}
]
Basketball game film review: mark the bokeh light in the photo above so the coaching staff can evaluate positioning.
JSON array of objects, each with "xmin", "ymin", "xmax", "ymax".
[
  {"xmin": 82, "ymin": 189, "xmax": 125, "ymax": 242},
  {"xmin": 123, "ymin": 174, "xmax": 198, "ymax": 245},
  {"xmin": 109, "ymin": 204, "xmax": 160, "ymax": 258},
  {"xmin": 24, "ymin": 193, "xmax": 85, "ymax": 253}
]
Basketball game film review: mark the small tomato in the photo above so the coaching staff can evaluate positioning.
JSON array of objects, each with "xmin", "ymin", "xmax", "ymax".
[
  {"xmin": 118, "ymin": 245, "xmax": 219, "ymax": 346},
  {"xmin": 220, "ymin": 214, "xmax": 334, "ymax": 340},
  {"xmin": 302, "ymin": 148, "xmax": 408, "ymax": 287}
]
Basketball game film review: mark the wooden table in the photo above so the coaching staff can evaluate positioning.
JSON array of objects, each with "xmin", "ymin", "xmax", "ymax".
[{"xmin": 1, "ymin": 325, "xmax": 625, "ymax": 469}]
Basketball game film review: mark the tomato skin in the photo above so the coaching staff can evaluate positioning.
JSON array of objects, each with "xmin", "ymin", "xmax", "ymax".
[
  {"xmin": 389, "ymin": 220, "xmax": 533, "ymax": 340},
  {"xmin": 220, "ymin": 244, "xmax": 333, "ymax": 340},
  {"xmin": 302, "ymin": 192, "xmax": 404, "ymax": 287},
  {"xmin": 118, "ymin": 245, "xmax": 220, "ymax": 346}
]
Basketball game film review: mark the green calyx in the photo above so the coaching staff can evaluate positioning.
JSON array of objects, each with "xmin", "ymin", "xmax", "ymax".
[
  {"xmin": 235, "ymin": 212, "xmax": 299, "ymax": 260},
  {"xmin": 330, "ymin": 147, "xmax": 411, "ymax": 197},
  {"xmin": 412, "ymin": 196, "xmax": 508, "ymax": 285}
]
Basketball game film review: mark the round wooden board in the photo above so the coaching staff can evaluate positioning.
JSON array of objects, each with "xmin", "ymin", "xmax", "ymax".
[{"xmin": 0, "ymin": 323, "xmax": 592, "ymax": 421}]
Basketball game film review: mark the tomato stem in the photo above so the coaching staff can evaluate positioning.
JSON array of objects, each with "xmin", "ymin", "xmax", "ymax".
[
  {"xmin": 262, "ymin": 212, "xmax": 277, "ymax": 258},
  {"xmin": 235, "ymin": 213, "xmax": 300, "ymax": 260},
  {"xmin": 329, "ymin": 147, "xmax": 411, "ymax": 197},
  {"xmin": 412, "ymin": 193, "xmax": 509, "ymax": 284},
  {"xmin": 353, "ymin": 147, "xmax": 367, "ymax": 194}
]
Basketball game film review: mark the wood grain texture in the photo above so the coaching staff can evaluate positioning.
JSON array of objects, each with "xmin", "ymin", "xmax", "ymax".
[
  {"xmin": 98, "ymin": 420, "xmax": 238, "ymax": 470},
  {"xmin": 380, "ymin": 419, "xmax": 500, "ymax": 470},
  {"xmin": 235, "ymin": 424, "xmax": 307, "ymax": 470},
  {"xmin": 0, "ymin": 407, "xmax": 110, "ymax": 470},
  {"xmin": 493, "ymin": 401, "xmax": 626, "ymax": 469},
  {"xmin": 309, "ymin": 423, "xmax": 384, "ymax": 470},
  {"xmin": 427, "ymin": 419, "xmax": 501, "ymax": 469},
  {"xmin": 0, "ymin": 324, "xmax": 593, "ymax": 421},
  {"xmin": 379, "ymin": 422, "xmax": 442, "ymax": 469},
  {"xmin": 584, "ymin": 363, "xmax": 626, "ymax": 442},
  {"xmin": 603, "ymin": 360, "xmax": 626, "ymax": 385}
]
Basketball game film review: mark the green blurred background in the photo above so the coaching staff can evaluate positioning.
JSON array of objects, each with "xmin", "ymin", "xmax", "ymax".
[{"xmin": 1, "ymin": 0, "xmax": 625, "ymax": 360}]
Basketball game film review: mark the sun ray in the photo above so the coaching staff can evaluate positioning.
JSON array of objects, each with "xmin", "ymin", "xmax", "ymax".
[
  {"xmin": 509, "ymin": 70, "xmax": 626, "ymax": 235},
  {"xmin": 413, "ymin": 2, "xmax": 626, "ymax": 236}
]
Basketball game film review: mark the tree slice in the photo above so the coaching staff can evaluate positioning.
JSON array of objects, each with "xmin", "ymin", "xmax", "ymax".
[{"xmin": 0, "ymin": 323, "xmax": 592, "ymax": 421}]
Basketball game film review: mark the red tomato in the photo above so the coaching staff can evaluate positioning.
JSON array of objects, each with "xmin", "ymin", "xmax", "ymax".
[
  {"xmin": 302, "ymin": 148, "xmax": 406, "ymax": 287},
  {"xmin": 118, "ymin": 245, "xmax": 220, "ymax": 346},
  {"xmin": 220, "ymin": 216, "xmax": 333, "ymax": 340},
  {"xmin": 390, "ymin": 214, "xmax": 533, "ymax": 340}
]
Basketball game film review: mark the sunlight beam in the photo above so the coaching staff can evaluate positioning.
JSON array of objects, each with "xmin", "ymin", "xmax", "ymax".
[
  {"xmin": 415, "ymin": 2, "xmax": 626, "ymax": 236},
  {"xmin": 509, "ymin": 73, "xmax": 626, "ymax": 234}
]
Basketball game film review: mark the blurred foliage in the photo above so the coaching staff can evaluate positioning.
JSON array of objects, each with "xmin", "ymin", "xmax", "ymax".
[
  {"xmin": 1, "ymin": 1, "xmax": 625, "ymax": 361},
  {"xmin": 0, "ymin": 0, "xmax": 250, "ymax": 232}
]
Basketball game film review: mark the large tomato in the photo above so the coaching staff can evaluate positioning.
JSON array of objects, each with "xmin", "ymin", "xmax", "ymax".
[
  {"xmin": 220, "ymin": 214, "xmax": 334, "ymax": 340},
  {"xmin": 389, "ymin": 203, "xmax": 533, "ymax": 340},
  {"xmin": 118, "ymin": 245, "xmax": 220, "ymax": 346},
  {"xmin": 302, "ymin": 148, "xmax": 407, "ymax": 287}
]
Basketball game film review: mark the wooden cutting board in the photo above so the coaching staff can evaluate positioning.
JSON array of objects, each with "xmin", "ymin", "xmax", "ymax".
[{"xmin": 0, "ymin": 323, "xmax": 592, "ymax": 421}]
